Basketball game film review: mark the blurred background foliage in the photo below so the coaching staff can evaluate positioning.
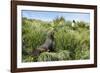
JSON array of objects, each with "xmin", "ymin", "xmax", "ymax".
[{"xmin": 22, "ymin": 16, "xmax": 90, "ymax": 62}]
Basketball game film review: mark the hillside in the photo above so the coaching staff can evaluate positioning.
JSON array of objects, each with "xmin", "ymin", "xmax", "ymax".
[{"xmin": 22, "ymin": 17, "xmax": 90, "ymax": 62}]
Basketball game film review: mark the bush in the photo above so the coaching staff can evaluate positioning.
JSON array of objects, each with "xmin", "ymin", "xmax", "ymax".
[
  {"xmin": 57, "ymin": 50, "xmax": 70, "ymax": 60},
  {"xmin": 38, "ymin": 52, "xmax": 59, "ymax": 61},
  {"xmin": 22, "ymin": 17, "xmax": 90, "ymax": 62},
  {"xmin": 38, "ymin": 50, "xmax": 70, "ymax": 61}
]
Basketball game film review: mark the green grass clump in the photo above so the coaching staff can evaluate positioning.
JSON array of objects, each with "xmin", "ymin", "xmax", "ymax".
[
  {"xmin": 22, "ymin": 17, "xmax": 90, "ymax": 62},
  {"xmin": 38, "ymin": 52, "xmax": 58, "ymax": 61}
]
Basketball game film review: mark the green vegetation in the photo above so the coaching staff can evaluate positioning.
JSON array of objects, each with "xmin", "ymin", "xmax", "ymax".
[{"xmin": 22, "ymin": 16, "xmax": 90, "ymax": 62}]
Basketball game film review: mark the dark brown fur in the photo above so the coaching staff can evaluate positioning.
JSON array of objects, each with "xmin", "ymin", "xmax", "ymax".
[{"xmin": 32, "ymin": 30, "xmax": 55, "ymax": 56}]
